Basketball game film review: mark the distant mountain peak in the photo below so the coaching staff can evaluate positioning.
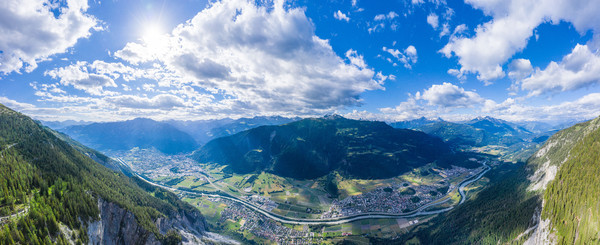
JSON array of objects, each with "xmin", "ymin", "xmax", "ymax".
[
  {"xmin": 128, "ymin": 117, "xmax": 157, "ymax": 123},
  {"xmin": 322, "ymin": 114, "xmax": 345, "ymax": 120}
]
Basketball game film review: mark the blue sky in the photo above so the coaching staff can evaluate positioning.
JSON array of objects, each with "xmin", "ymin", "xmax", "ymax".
[{"xmin": 1, "ymin": 0, "xmax": 600, "ymax": 123}]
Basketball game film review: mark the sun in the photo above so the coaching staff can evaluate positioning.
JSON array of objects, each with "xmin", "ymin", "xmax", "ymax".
[{"xmin": 141, "ymin": 23, "xmax": 168, "ymax": 48}]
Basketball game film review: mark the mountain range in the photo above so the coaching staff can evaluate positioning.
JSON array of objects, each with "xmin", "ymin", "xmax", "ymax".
[
  {"xmin": 193, "ymin": 115, "xmax": 479, "ymax": 179},
  {"xmin": 60, "ymin": 118, "xmax": 199, "ymax": 155}
]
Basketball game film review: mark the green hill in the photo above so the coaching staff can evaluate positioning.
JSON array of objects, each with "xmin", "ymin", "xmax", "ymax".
[
  {"xmin": 193, "ymin": 116, "xmax": 477, "ymax": 179},
  {"xmin": 0, "ymin": 104, "xmax": 206, "ymax": 244},
  {"xmin": 526, "ymin": 116, "xmax": 600, "ymax": 244}
]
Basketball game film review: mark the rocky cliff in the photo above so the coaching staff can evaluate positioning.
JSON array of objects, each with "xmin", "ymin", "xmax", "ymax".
[
  {"xmin": 88, "ymin": 198, "xmax": 207, "ymax": 245},
  {"xmin": 525, "ymin": 117, "xmax": 600, "ymax": 244}
]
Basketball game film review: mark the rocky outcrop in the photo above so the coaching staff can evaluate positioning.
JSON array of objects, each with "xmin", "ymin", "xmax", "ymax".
[
  {"xmin": 88, "ymin": 198, "xmax": 207, "ymax": 245},
  {"xmin": 524, "ymin": 117, "xmax": 600, "ymax": 244}
]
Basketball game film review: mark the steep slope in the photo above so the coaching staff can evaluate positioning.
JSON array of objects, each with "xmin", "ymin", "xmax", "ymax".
[
  {"xmin": 193, "ymin": 116, "xmax": 470, "ymax": 179},
  {"xmin": 62, "ymin": 118, "xmax": 198, "ymax": 155},
  {"xmin": 0, "ymin": 104, "xmax": 206, "ymax": 244},
  {"xmin": 526, "ymin": 116, "xmax": 600, "ymax": 244},
  {"xmin": 48, "ymin": 129, "xmax": 131, "ymax": 174},
  {"xmin": 388, "ymin": 116, "xmax": 600, "ymax": 244},
  {"xmin": 389, "ymin": 163, "xmax": 540, "ymax": 244}
]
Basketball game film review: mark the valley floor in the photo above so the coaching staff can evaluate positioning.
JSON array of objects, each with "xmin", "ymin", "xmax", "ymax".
[{"xmin": 110, "ymin": 148, "xmax": 498, "ymax": 244}]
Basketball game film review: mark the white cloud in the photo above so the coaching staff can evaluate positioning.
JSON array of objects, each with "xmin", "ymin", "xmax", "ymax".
[
  {"xmin": 427, "ymin": 13, "xmax": 439, "ymax": 29},
  {"xmin": 416, "ymin": 82, "xmax": 484, "ymax": 108},
  {"xmin": 441, "ymin": 0, "xmax": 600, "ymax": 83},
  {"xmin": 0, "ymin": 96, "xmax": 36, "ymax": 110},
  {"xmin": 113, "ymin": 0, "xmax": 383, "ymax": 116},
  {"xmin": 334, "ymin": 10, "xmax": 350, "ymax": 22},
  {"xmin": 345, "ymin": 49, "xmax": 367, "ymax": 69},
  {"xmin": 507, "ymin": 58, "xmax": 533, "ymax": 81},
  {"xmin": 0, "ymin": 0, "xmax": 99, "ymax": 75},
  {"xmin": 482, "ymin": 94, "xmax": 600, "ymax": 122},
  {"xmin": 520, "ymin": 44, "xmax": 600, "ymax": 96},
  {"xmin": 383, "ymin": 45, "xmax": 418, "ymax": 69},
  {"xmin": 106, "ymin": 94, "xmax": 187, "ymax": 109},
  {"xmin": 377, "ymin": 83, "xmax": 600, "ymax": 123},
  {"xmin": 44, "ymin": 61, "xmax": 118, "ymax": 95},
  {"xmin": 369, "ymin": 11, "xmax": 399, "ymax": 33},
  {"xmin": 374, "ymin": 11, "xmax": 398, "ymax": 21},
  {"xmin": 379, "ymin": 96, "xmax": 429, "ymax": 121},
  {"xmin": 439, "ymin": 23, "xmax": 450, "ymax": 37},
  {"xmin": 375, "ymin": 83, "xmax": 485, "ymax": 121}
]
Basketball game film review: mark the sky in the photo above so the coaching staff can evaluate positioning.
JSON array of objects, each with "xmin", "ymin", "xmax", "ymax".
[{"xmin": 2, "ymin": 0, "xmax": 600, "ymax": 123}]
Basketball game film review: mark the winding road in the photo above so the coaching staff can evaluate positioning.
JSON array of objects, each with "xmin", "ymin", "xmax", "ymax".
[
  {"xmin": 116, "ymin": 158, "xmax": 491, "ymax": 225},
  {"xmin": 0, "ymin": 207, "xmax": 29, "ymax": 225}
]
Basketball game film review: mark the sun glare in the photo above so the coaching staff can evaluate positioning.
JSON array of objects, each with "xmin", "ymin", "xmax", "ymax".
[{"xmin": 141, "ymin": 23, "xmax": 168, "ymax": 48}]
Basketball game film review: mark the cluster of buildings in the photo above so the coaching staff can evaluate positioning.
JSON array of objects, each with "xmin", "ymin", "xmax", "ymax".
[
  {"xmin": 243, "ymin": 195, "xmax": 278, "ymax": 211},
  {"xmin": 217, "ymin": 198, "xmax": 323, "ymax": 244},
  {"xmin": 321, "ymin": 165, "xmax": 478, "ymax": 218}
]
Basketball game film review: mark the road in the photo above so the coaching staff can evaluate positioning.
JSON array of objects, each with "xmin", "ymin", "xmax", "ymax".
[
  {"xmin": 0, "ymin": 207, "xmax": 29, "ymax": 225},
  {"xmin": 115, "ymin": 158, "xmax": 490, "ymax": 225}
]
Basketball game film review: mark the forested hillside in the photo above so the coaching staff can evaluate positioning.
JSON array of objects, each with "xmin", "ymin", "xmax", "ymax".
[
  {"xmin": 388, "ymin": 163, "xmax": 540, "ymax": 244},
  {"xmin": 539, "ymin": 117, "xmax": 600, "ymax": 244},
  {"xmin": 194, "ymin": 116, "xmax": 479, "ymax": 179},
  {"xmin": 0, "ymin": 104, "xmax": 206, "ymax": 244}
]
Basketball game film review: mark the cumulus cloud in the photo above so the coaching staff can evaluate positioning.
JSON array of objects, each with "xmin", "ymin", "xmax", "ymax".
[
  {"xmin": 334, "ymin": 10, "xmax": 350, "ymax": 22},
  {"xmin": 427, "ymin": 13, "xmax": 439, "ymax": 29},
  {"xmin": 416, "ymin": 82, "xmax": 484, "ymax": 108},
  {"xmin": 378, "ymin": 96, "xmax": 430, "ymax": 121},
  {"xmin": 114, "ymin": 0, "xmax": 384, "ymax": 115},
  {"xmin": 519, "ymin": 44, "xmax": 600, "ymax": 96},
  {"xmin": 375, "ymin": 82, "xmax": 485, "ymax": 121},
  {"xmin": 0, "ymin": 0, "xmax": 99, "ymax": 74},
  {"xmin": 441, "ymin": 0, "xmax": 600, "ymax": 83},
  {"xmin": 45, "ymin": 61, "xmax": 118, "ymax": 95},
  {"xmin": 481, "ymin": 94, "xmax": 600, "ymax": 122},
  {"xmin": 508, "ymin": 58, "xmax": 533, "ymax": 81},
  {"xmin": 376, "ymin": 82, "xmax": 600, "ymax": 123},
  {"xmin": 383, "ymin": 45, "xmax": 418, "ymax": 69}
]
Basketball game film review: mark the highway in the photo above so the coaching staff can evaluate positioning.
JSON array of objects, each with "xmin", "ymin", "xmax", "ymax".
[{"xmin": 115, "ymin": 158, "xmax": 490, "ymax": 225}]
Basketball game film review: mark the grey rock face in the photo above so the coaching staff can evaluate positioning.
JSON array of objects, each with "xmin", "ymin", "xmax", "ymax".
[{"xmin": 88, "ymin": 198, "xmax": 207, "ymax": 245}]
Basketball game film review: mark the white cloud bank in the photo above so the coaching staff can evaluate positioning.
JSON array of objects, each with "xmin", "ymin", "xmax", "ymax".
[
  {"xmin": 520, "ymin": 44, "xmax": 600, "ymax": 96},
  {"xmin": 0, "ymin": 0, "xmax": 99, "ymax": 74},
  {"xmin": 373, "ymin": 82, "xmax": 600, "ymax": 123},
  {"xmin": 442, "ymin": 0, "xmax": 600, "ymax": 82},
  {"xmin": 33, "ymin": 0, "xmax": 387, "ymax": 120}
]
